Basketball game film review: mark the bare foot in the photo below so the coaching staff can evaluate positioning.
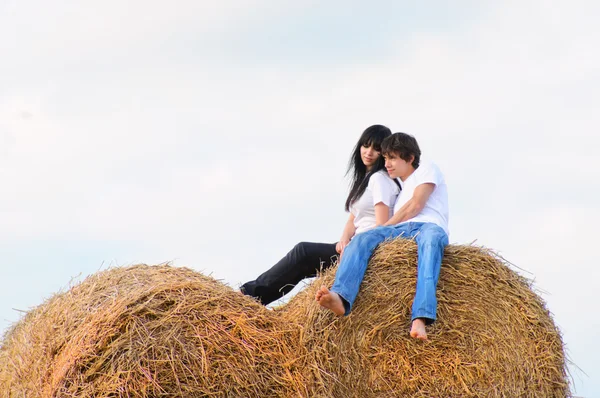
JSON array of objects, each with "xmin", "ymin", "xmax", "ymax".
[
  {"xmin": 315, "ymin": 285, "xmax": 345, "ymax": 316},
  {"xmin": 410, "ymin": 318, "xmax": 428, "ymax": 341}
]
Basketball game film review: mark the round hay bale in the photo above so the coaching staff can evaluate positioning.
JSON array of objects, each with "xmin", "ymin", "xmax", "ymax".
[
  {"xmin": 0, "ymin": 243, "xmax": 569, "ymax": 397},
  {"xmin": 284, "ymin": 240, "xmax": 570, "ymax": 397},
  {"xmin": 0, "ymin": 265, "xmax": 307, "ymax": 397}
]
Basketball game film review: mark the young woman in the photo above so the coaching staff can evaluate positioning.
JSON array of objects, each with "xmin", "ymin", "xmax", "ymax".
[{"xmin": 240, "ymin": 125, "xmax": 400, "ymax": 305}]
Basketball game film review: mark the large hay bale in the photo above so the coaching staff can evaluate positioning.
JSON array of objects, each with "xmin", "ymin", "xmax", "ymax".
[
  {"xmin": 0, "ymin": 266, "xmax": 307, "ymax": 397},
  {"xmin": 285, "ymin": 240, "xmax": 570, "ymax": 397},
  {"xmin": 0, "ymin": 242, "xmax": 569, "ymax": 397}
]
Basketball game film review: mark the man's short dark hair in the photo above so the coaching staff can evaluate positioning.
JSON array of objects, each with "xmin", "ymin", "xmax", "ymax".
[{"xmin": 381, "ymin": 132, "xmax": 421, "ymax": 168}]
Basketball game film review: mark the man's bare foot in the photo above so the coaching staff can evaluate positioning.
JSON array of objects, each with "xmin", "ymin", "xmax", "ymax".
[
  {"xmin": 410, "ymin": 318, "xmax": 428, "ymax": 341},
  {"xmin": 315, "ymin": 286, "xmax": 345, "ymax": 316}
]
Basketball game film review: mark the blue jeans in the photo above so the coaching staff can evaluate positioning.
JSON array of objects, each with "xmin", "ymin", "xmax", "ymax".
[{"xmin": 331, "ymin": 222, "xmax": 448, "ymax": 323}]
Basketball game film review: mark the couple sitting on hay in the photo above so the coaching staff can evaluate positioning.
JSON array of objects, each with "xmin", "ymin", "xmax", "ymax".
[{"xmin": 241, "ymin": 125, "xmax": 449, "ymax": 340}]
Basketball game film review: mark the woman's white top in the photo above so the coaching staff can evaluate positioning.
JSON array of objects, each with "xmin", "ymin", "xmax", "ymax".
[{"xmin": 350, "ymin": 170, "xmax": 400, "ymax": 235}]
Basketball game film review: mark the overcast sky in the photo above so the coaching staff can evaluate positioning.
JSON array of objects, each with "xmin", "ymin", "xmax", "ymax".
[{"xmin": 1, "ymin": 1, "xmax": 598, "ymax": 396}]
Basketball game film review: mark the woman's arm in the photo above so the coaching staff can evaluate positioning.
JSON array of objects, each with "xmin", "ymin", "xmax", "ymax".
[
  {"xmin": 368, "ymin": 172, "xmax": 395, "ymax": 228},
  {"xmin": 336, "ymin": 213, "xmax": 356, "ymax": 254},
  {"xmin": 374, "ymin": 202, "xmax": 391, "ymax": 226}
]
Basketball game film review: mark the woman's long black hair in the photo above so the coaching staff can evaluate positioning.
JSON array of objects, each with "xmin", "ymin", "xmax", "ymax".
[{"xmin": 344, "ymin": 125, "xmax": 393, "ymax": 211}]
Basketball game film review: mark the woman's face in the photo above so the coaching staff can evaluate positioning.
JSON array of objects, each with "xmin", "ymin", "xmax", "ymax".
[{"xmin": 360, "ymin": 143, "xmax": 381, "ymax": 170}]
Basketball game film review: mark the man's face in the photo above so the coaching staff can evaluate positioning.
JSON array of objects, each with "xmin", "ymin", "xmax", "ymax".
[{"xmin": 384, "ymin": 152, "xmax": 414, "ymax": 180}]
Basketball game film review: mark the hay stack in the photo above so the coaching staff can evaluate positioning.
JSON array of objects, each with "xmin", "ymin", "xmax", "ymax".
[
  {"xmin": 285, "ymin": 240, "xmax": 570, "ymax": 397},
  {"xmin": 0, "ymin": 266, "xmax": 307, "ymax": 397},
  {"xmin": 0, "ymin": 242, "xmax": 569, "ymax": 397}
]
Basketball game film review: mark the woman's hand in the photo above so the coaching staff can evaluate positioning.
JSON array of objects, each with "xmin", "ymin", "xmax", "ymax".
[
  {"xmin": 336, "ymin": 238, "xmax": 350, "ymax": 255},
  {"xmin": 337, "ymin": 214, "xmax": 356, "ymax": 258}
]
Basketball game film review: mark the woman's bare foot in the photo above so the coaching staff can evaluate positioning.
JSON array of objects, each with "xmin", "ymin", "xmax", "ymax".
[
  {"xmin": 410, "ymin": 318, "xmax": 428, "ymax": 340},
  {"xmin": 315, "ymin": 286, "xmax": 345, "ymax": 316}
]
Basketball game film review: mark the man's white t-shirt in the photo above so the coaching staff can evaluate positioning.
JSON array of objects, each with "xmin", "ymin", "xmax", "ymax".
[
  {"xmin": 393, "ymin": 162, "xmax": 449, "ymax": 236},
  {"xmin": 351, "ymin": 170, "xmax": 400, "ymax": 235}
]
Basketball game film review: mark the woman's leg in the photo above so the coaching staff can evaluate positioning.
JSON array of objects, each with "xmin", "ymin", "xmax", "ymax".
[{"xmin": 241, "ymin": 242, "xmax": 337, "ymax": 305}]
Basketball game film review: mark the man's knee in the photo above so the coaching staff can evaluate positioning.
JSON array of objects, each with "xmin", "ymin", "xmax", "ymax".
[
  {"xmin": 350, "ymin": 229, "xmax": 389, "ymax": 252},
  {"xmin": 351, "ymin": 230, "xmax": 379, "ymax": 247},
  {"xmin": 350, "ymin": 233, "xmax": 369, "ymax": 246},
  {"xmin": 418, "ymin": 224, "xmax": 448, "ymax": 246}
]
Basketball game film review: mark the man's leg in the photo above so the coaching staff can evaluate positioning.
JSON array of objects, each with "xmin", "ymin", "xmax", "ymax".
[
  {"xmin": 318, "ymin": 225, "xmax": 409, "ymax": 315},
  {"xmin": 410, "ymin": 223, "xmax": 448, "ymax": 339},
  {"xmin": 241, "ymin": 242, "xmax": 337, "ymax": 305}
]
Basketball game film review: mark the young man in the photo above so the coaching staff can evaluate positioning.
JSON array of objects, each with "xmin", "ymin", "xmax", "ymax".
[{"xmin": 315, "ymin": 132, "xmax": 449, "ymax": 340}]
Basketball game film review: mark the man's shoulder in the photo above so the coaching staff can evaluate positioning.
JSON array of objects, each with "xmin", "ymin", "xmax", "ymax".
[
  {"xmin": 418, "ymin": 160, "xmax": 440, "ymax": 171},
  {"xmin": 415, "ymin": 161, "xmax": 444, "ymax": 181}
]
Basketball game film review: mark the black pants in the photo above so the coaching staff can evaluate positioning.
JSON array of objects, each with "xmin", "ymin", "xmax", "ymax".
[{"xmin": 241, "ymin": 242, "xmax": 338, "ymax": 305}]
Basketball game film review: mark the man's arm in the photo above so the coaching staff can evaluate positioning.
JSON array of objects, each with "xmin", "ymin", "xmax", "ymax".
[{"xmin": 384, "ymin": 183, "xmax": 435, "ymax": 226}]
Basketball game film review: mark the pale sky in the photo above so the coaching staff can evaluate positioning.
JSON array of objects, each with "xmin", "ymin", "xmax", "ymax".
[{"xmin": 1, "ymin": 1, "xmax": 599, "ymax": 396}]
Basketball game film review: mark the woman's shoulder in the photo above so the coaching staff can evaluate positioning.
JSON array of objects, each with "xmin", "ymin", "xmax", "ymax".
[
  {"xmin": 369, "ymin": 170, "xmax": 400, "ymax": 191},
  {"xmin": 376, "ymin": 169, "xmax": 398, "ymax": 182}
]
